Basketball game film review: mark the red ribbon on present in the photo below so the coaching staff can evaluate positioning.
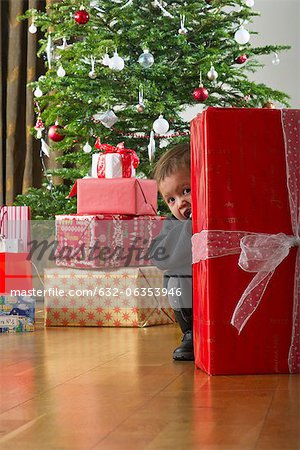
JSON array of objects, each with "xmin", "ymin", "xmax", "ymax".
[{"xmin": 95, "ymin": 140, "xmax": 139, "ymax": 178}]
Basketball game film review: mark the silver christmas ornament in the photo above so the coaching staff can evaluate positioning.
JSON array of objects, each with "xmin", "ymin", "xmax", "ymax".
[
  {"xmin": 136, "ymin": 86, "xmax": 145, "ymax": 112},
  {"xmin": 89, "ymin": 70, "xmax": 97, "ymax": 79},
  {"xmin": 136, "ymin": 103, "xmax": 145, "ymax": 113},
  {"xmin": 178, "ymin": 27, "xmax": 188, "ymax": 35},
  {"xmin": 138, "ymin": 49, "xmax": 154, "ymax": 69},
  {"xmin": 178, "ymin": 14, "xmax": 188, "ymax": 35}
]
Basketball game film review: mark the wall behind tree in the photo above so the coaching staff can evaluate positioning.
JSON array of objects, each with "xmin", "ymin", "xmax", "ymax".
[
  {"xmin": 250, "ymin": 0, "xmax": 300, "ymax": 108},
  {"xmin": 183, "ymin": 0, "xmax": 299, "ymax": 122}
]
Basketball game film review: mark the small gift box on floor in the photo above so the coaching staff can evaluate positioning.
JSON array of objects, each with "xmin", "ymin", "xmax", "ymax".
[
  {"xmin": 0, "ymin": 295, "xmax": 35, "ymax": 333},
  {"xmin": 0, "ymin": 205, "xmax": 31, "ymax": 253},
  {"xmin": 55, "ymin": 214, "xmax": 166, "ymax": 269},
  {"xmin": 44, "ymin": 266, "xmax": 175, "ymax": 328},
  {"xmin": 191, "ymin": 107, "xmax": 300, "ymax": 375},
  {"xmin": 0, "ymin": 252, "xmax": 33, "ymax": 295},
  {"xmin": 0, "ymin": 253, "xmax": 35, "ymax": 332}
]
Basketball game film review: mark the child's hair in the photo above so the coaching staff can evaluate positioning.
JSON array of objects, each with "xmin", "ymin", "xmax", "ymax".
[{"xmin": 152, "ymin": 143, "xmax": 190, "ymax": 185}]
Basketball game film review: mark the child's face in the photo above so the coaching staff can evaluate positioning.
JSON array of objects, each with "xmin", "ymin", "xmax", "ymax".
[{"xmin": 159, "ymin": 168, "xmax": 191, "ymax": 221}]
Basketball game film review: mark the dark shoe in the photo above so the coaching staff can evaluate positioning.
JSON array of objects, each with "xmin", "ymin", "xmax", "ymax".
[{"xmin": 173, "ymin": 330, "xmax": 194, "ymax": 361}]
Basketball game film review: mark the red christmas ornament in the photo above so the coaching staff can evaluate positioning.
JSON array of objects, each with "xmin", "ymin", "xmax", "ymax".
[
  {"xmin": 193, "ymin": 85, "xmax": 209, "ymax": 102},
  {"xmin": 235, "ymin": 54, "xmax": 248, "ymax": 64},
  {"xmin": 74, "ymin": 6, "xmax": 89, "ymax": 25},
  {"xmin": 48, "ymin": 123, "xmax": 65, "ymax": 142}
]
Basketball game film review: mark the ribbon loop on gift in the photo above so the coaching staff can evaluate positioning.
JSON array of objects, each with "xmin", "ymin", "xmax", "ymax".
[
  {"xmin": 231, "ymin": 232, "xmax": 300, "ymax": 335},
  {"xmin": 192, "ymin": 110, "xmax": 300, "ymax": 373},
  {"xmin": 96, "ymin": 140, "xmax": 140, "ymax": 178},
  {"xmin": 239, "ymin": 232, "xmax": 297, "ymax": 273}
]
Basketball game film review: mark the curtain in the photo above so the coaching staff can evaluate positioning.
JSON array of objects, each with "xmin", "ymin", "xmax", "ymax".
[{"xmin": 0, "ymin": 0, "xmax": 46, "ymax": 206}]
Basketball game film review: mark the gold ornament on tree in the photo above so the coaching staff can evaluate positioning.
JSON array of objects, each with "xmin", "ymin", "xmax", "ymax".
[{"xmin": 263, "ymin": 100, "xmax": 276, "ymax": 109}]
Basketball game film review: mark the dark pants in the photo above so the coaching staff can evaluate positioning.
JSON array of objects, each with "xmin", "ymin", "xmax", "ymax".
[{"xmin": 174, "ymin": 308, "xmax": 193, "ymax": 333}]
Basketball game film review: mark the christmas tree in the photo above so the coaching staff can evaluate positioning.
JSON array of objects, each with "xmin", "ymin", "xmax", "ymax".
[{"xmin": 17, "ymin": 0, "xmax": 290, "ymax": 219}]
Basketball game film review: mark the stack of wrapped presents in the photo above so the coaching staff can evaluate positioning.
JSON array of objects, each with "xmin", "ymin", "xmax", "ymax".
[
  {"xmin": 44, "ymin": 142, "xmax": 175, "ymax": 328},
  {"xmin": 191, "ymin": 107, "xmax": 300, "ymax": 375},
  {"xmin": 0, "ymin": 206, "xmax": 35, "ymax": 333}
]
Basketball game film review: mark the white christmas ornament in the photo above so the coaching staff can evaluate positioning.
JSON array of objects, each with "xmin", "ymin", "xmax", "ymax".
[
  {"xmin": 46, "ymin": 34, "xmax": 53, "ymax": 69},
  {"xmin": 151, "ymin": 0, "xmax": 174, "ymax": 18},
  {"xmin": 29, "ymin": 23, "xmax": 37, "ymax": 34},
  {"xmin": 245, "ymin": 0, "xmax": 255, "ymax": 6},
  {"xmin": 41, "ymin": 139, "xmax": 50, "ymax": 158},
  {"xmin": 120, "ymin": 0, "xmax": 133, "ymax": 8},
  {"xmin": 93, "ymin": 110, "xmax": 119, "ymax": 128},
  {"xmin": 83, "ymin": 142, "xmax": 92, "ymax": 153},
  {"xmin": 56, "ymin": 38, "xmax": 72, "ymax": 51},
  {"xmin": 109, "ymin": 51, "xmax": 125, "ymax": 71},
  {"xmin": 207, "ymin": 65, "xmax": 218, "ymax": 81},
  {"xmin": 102, "ymin": 53, "xmax": 110, "ymax": 66},
  {"xmin": 153, "ymin": 115, "xmax": 169, "ymax": 135},
  {"xmin": 234, "ymin": 26, "xmax": 250, "ymax": 45},
  {"xmin": 57, "ymin": 65, "xmax": 66, "ymax": 77},
  {"xmin": 89, "ymin": 56, "xmax": 97, "ymax": 78},
  {"xmin": 148, "ymin": 130, "xmax": 156, "ymax": 162},
  {"xmin": 272, "ymin": 52, "xmax": 280, "ymax": 65},
  {"xmin": 138, "ymin": 49, "xmax": 154, "ymax": 68},
  {"xmin": 34, "ymin": 87, "xmax": 43, "ymax": 98}
]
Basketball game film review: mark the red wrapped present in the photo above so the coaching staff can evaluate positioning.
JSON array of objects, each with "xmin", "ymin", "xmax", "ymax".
[
  {"xmin": 44, "ymin": 266, "xmax": 175, "ymax": 328},
  {"xmin": 191, "ymin": 107, "xmax": 299, "ymax": 375},
  {"xmin": 0, "ymin": 253, "xmax": 33, "ymax": 295},
  {"xmin": 68, "ymin": 178, "xmax": 157, "ymax": 216},
  {"xmin": 55, "ymin": 214, "xmax": 166, "ymax": 269},
  {"xmin": 94, "ymin": 140, "xmax": 139, "ymax": 178}
]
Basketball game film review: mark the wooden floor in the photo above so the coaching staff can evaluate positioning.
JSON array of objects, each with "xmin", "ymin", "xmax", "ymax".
[{"xmin": 0, "ymin": 311, "xmax": 299, "ymax": 450}]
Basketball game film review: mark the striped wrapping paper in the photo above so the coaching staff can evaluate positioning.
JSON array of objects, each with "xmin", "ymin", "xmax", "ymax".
[{"xmin": 0, "ymin": 206, "xmax": 31, "ymax": 252}]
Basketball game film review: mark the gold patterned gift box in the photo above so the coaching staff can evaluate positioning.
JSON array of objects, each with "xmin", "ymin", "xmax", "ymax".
[{"xmin": 44, "ymin": 266, "xmax": 175, "ymax": 328}]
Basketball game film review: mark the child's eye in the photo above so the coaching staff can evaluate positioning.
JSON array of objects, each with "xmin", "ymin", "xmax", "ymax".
[
  {"xmin": 183, "ymin": 188, "xmax": 191, "ymax": 195},
  {"xmin": 167, "ymin": 197, "xmax": 175, "ymax": 205}
]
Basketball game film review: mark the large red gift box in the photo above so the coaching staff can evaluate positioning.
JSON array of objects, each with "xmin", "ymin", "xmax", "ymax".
[
  {"xmin": 55, "ymin": 214, "xmax": 166, "ymax": 269},
  {"xmin": 68, "ymin": 178, "xmax": 157, "ymax": 216},
  {"xmin": 0, "ymin": 253, "xmax": 33, "ymax": 295},
  {"xmin": 191, "ymin": 107, "xmax": 299, "ymax": 375}
]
